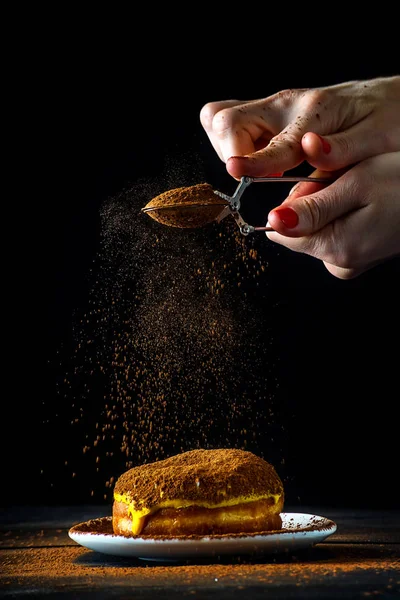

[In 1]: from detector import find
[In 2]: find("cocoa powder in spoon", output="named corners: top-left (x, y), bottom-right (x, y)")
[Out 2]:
top-left (142, 183), bottom-right (228, 228)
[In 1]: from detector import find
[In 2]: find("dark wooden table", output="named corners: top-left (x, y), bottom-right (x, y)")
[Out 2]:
top-left (1, 505), bottom-right (399, 599)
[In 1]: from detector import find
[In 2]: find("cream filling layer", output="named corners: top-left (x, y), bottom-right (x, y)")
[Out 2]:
top-left (114, 492), bottom-right (281, 535)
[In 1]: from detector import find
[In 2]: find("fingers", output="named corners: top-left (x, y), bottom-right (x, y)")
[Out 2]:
top-left (283, 168), bottom-right (346, 203)
top-left (226, 128), bottom-right (305, 178)
top-left (200, 96), bottom-right (308, 177)
top-left (200, 82), bottom-right (397, 180)
top-left (301, 112), bottom-right (396, 171)
top-left (200, 100), bottom-right (258, 162)
top-left (265, 152), bottom-right (400, 278)
top-left (267, 169), bottom-right (359, 237)
top-left (265, 168), bottom-right (362, 264)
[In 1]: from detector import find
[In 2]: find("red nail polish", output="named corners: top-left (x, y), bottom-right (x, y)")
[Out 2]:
top-left (273, 207), bottom-right (299, 228)
top-left (316, 134), bottom-right (331, 154)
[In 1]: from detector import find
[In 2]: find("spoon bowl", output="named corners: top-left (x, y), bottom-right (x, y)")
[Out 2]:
top-left (142, 183), bottom-right (228, 229)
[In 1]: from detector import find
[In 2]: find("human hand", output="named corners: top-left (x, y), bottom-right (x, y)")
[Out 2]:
top-left (200, 76), bottom-right (400, 278)
top-left (267, 152), bottom-right (400, 279)
top-left (200, 76), bottom-right (400, 178)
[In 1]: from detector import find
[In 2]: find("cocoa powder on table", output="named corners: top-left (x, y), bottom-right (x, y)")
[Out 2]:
top-left (2, 544), bottom-right (399, 589)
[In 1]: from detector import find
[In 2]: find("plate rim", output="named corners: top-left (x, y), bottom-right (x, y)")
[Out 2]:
top-left (69, 512), bottom-right (337, 545)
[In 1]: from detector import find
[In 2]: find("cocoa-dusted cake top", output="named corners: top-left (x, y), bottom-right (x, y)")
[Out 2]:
top-left (114, 448), bottom-right (283, 509)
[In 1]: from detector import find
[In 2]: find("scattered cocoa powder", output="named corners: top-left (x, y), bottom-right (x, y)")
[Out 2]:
top-left (46, 153), bottom-right (286, 503)
top-left (2, 543), bottom-right (399, 592)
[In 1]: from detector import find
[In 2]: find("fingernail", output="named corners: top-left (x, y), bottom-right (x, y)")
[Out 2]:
top-left (272, 207), bottom-right (299, 229)
top-left (316, 134), bottom-right (331, 154)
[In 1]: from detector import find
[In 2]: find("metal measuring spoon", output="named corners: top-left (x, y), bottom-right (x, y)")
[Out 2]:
top-left (142, 176), bottom-right (333, 234)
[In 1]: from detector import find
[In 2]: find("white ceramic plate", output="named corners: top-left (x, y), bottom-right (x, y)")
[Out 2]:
top-left (69, 513), bottom-right (337, 561)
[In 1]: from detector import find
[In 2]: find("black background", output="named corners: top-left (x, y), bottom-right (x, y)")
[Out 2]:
top-left (7, 20), bottom-right (399, 512)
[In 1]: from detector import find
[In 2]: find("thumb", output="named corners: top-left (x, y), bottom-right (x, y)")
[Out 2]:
top-left (301, 124), bottom-right (389, 171)
top-left (267, 169), bottom-right (362, 237)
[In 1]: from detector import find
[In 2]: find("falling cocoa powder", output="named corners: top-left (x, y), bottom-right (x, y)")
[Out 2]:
top-left (46, 154), bottom-right (286, 503)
